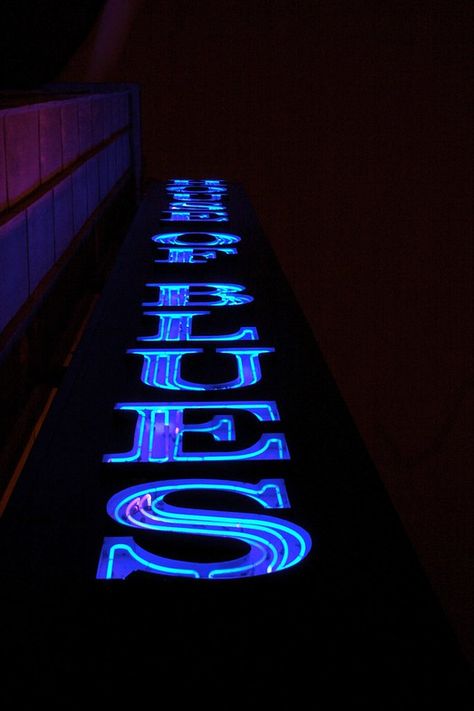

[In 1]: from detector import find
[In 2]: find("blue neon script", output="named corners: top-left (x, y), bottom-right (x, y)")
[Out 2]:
top-left (103, 401), bottom-right (290, 463)
top-left (96, 479), bottom-right (312, 580)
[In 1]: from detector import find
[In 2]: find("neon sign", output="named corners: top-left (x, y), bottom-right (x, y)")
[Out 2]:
top-left (153, 232), bottom-right (239, 263)
top-left (127, 347), bottom-right (274, 390)
top-left (143, 282), bottom-right (252, 307)
top-left (137, 310), bottom-right (259, 342)
top-left (98, 178), bottom-right (312, 581)
top-left (97, 479), bottom-right (312, 580)
top-left (151, 232), bottom-right (239, 247)
top-left (162, 179), bottom-right (229, 222)
top-left (155, 247), bottom-right (237, 264)
top-left (103, 401), bottom-right (290, 463)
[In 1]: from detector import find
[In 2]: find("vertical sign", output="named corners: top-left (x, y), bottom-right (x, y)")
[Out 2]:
top-left (96, 179), bottom-right (312, 579)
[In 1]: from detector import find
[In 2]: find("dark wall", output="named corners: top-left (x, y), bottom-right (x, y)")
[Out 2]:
top-left (0, 1), bottom-right (105, 88)
top-left (2, 0), bottom-right (472, 660)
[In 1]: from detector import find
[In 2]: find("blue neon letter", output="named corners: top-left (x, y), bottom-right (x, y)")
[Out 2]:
top-left (167, 191), bottom-right (226, 201)
top-left (96, 478), bottom-right (312, 580)
top-left (138, 311), bottom-right (258, 341)
top-left (155, 248), bottom-right (236, 263)
top-left (162, 181), bottom-right (228, 220)
top-left (128, 347), bottom-right (274, 390)
top-left (161, 211), bottom-right (228, 222)
top-left (152, 232), bottom-right (239, 247)
top-left (143, 283), bottom-right (252, 308)
top-left (167, 179), bottom-right (226, 188)
top-left (103, 401), bottom-right (290, 463)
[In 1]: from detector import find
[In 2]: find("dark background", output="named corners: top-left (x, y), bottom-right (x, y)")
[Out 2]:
top-left (0, 180), bottom-right (469, 707)
top-left (1, 0), bottom-right (472, 663)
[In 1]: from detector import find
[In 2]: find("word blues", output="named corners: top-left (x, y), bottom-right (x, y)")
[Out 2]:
top-left (98, 179), bottom-right (312, 581)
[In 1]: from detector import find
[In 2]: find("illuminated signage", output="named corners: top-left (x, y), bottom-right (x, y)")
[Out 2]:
top-left (97, 479), bottom-right (312, 580)
top-left (153, 234), bottom-right (239, 263)
top-left (102, 401), bottom-right (290, 463)
top-left (127, 347), bottom-right (274, 390)
top-left (142, 282), bottom-right (252, 307)
top-left (2, 175), bottom-right (464, 697)
top-left (161, 179), bottom-right (229, 221)
top-left (137, 311), bottom-right (259, 342)
top-left (97, 178), bottom-right (312, 580)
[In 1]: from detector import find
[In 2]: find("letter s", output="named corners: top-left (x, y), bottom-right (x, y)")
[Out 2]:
top-left (97, 479), bottom-right (312, 580)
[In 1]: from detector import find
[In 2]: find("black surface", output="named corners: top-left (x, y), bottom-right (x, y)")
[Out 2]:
top-left (0, 1), bottom-right (105, 88)
top-left (0, 182), bottom-right (470, 706)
